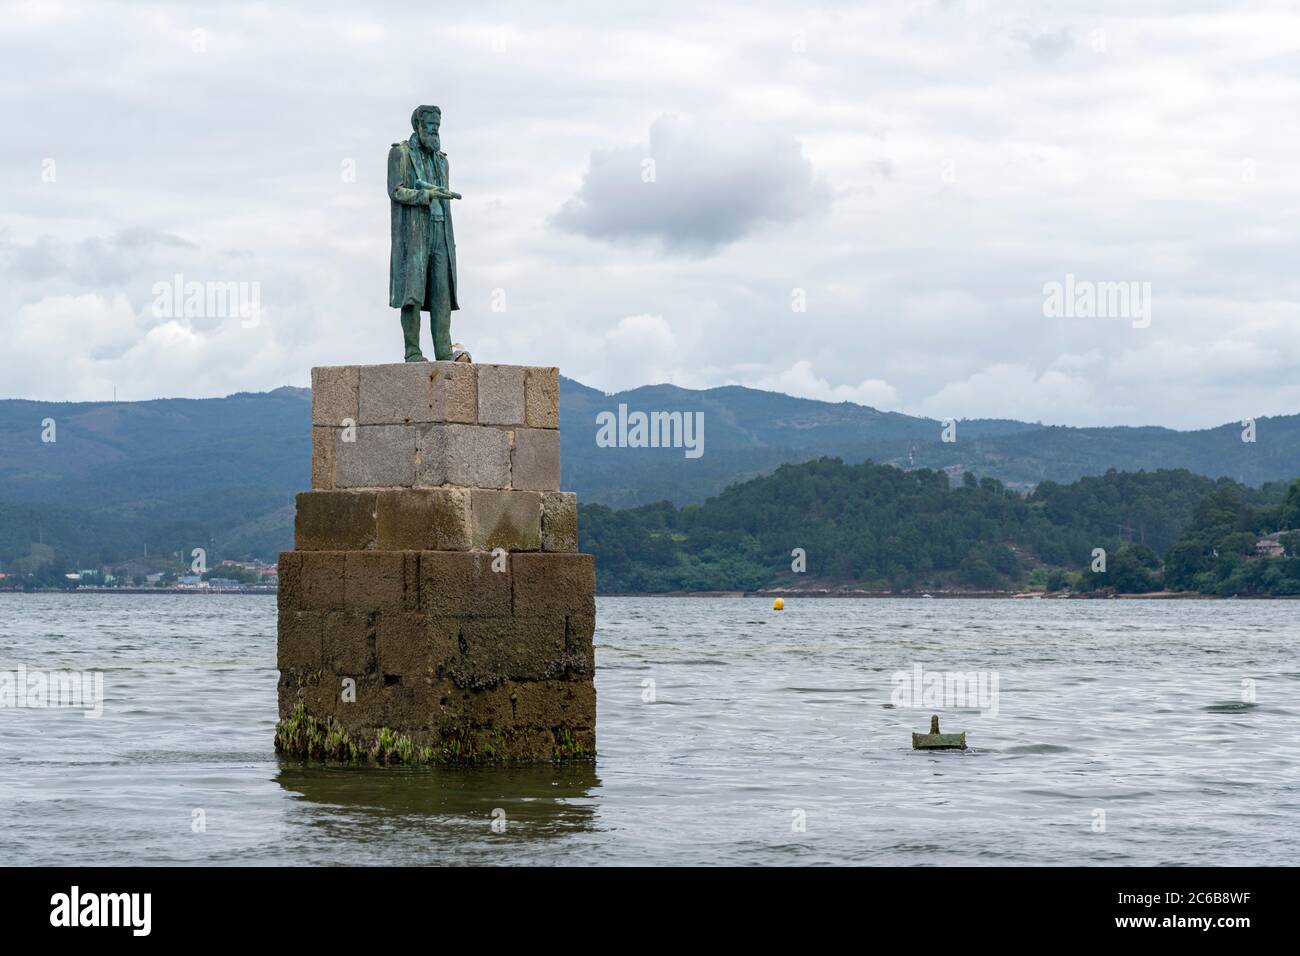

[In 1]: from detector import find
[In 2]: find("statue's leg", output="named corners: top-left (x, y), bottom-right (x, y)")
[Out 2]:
top-left (429, 224), bottom-right (453, 361)
top-left (400, 304), bottom-right (426, 362)
top-left (431, 294), bottom-right (452, 362)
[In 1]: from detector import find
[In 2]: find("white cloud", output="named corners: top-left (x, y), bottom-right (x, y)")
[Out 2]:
top-left (6, 292), bottom-right (297, 402)
top-left (748, 360), bottom-right (898, 408)
top-left (911, 361), bottom-right (1113, 425)
top-left (0, 1), bottom-right (1297, 430)
top-left (566, 313), bottom-right (689, 392)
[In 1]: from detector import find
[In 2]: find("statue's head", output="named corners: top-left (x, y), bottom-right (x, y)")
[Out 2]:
top-left (412, 105), bottom-right (441, 152)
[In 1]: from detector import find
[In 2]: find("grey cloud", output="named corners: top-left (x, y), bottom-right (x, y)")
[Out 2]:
top-left (1014, 27), bottom-right (1075, 63)
top-left (552, 115), bottom-right (831, 255)
top-left (867, 159), bottom-right (896, 179)
top-left (0, 228), bottom-right (197, 289)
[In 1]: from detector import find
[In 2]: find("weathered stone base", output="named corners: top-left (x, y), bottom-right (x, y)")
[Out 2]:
top-left (292, 488), bottom-right (577, 553)
top-left (282, 362), bottom-right (591, 765)
top-left (275, 550), bottom-right (596, 764)
top-left (273, 696), bottom-right (595, 764)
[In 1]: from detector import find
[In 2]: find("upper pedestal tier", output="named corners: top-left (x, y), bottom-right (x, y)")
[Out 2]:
top-left (310, 363), bottom-right (560, 492)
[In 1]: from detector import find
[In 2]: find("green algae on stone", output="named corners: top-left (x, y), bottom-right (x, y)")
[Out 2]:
top-left (274, 702), bottom-right (361, 762)
top-left (372, 726), bottom-right (416, 765)
top-left (274, 703), bottom-right (594, 766)
top-left (552, 727), bottom-right (591, 761)
top-left (911, 713), bottom-right (967, 751)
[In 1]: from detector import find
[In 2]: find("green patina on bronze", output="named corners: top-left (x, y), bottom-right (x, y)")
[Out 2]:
top-left (389, 105), bottom-right (462, 363)
top-left (911, 713), bottom-right (967, 750)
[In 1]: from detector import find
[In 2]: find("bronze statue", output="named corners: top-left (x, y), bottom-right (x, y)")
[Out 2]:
top-left (388, 105), bottom-right (470, 363)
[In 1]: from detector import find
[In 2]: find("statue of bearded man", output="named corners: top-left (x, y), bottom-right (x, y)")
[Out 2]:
top-left (387, 104), bottom-right (469, 363)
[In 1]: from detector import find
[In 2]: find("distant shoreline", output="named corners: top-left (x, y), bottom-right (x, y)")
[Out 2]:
top-left (5, 588), bottom-right (1295, 600)
top-left (2, 588), bottom-right (277, 596)
top-left (599, 589), bottom-right (1298, 600)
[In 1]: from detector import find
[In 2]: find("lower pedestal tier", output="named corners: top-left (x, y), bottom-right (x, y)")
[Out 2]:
top-left (274, 550), bottom-right (596, 763)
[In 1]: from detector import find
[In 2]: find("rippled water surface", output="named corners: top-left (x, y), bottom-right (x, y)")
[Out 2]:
top-left (1, 594), bottom-right (1296, 865)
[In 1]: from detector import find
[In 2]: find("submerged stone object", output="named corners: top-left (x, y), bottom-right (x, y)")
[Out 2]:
top-left (276, 362), bottom-right (595, 764)
top-left (911, 714), bottom-right (967, 750)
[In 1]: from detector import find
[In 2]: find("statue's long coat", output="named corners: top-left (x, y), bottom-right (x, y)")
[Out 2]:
top-left (388, 136), bottom-right (459, 311)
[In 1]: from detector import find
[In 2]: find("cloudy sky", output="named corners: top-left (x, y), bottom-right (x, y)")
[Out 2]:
top-left (3, 0), bottom-right (1298, 428)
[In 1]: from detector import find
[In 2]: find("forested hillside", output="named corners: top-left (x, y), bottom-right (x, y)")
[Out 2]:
top-left (579, 462), bottom-right (1299, 594)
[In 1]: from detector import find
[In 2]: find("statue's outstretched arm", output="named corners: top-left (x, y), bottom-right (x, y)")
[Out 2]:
top-left (413, 178), bottom-right (462, 201)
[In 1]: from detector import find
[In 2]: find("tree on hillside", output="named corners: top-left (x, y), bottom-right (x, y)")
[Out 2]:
top-left (1282, 478), bottom-right (1300, 530)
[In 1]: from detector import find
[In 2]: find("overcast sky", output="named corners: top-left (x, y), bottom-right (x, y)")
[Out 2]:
top-left (3, 0), bottom-right (1298, 428)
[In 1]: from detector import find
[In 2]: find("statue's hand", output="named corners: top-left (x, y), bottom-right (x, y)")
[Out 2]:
top-left (423, 188), bottom-right (461, 203)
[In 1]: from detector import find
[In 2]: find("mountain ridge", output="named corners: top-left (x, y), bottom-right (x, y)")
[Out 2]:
top-left (1, 377), bottom-right (1296, 567)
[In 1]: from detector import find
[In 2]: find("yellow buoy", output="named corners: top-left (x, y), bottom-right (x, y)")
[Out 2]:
top-left (773, 598), bottom-right (785, 610)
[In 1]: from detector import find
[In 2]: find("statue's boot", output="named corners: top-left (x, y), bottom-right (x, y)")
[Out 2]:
top-left (431, 304), bottom-right (453, 361)
top-left (401, 305), bottom-right (427, 362)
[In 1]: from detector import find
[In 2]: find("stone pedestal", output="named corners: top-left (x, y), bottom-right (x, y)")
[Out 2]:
top-left (275, 362), bottom-right (595, 764)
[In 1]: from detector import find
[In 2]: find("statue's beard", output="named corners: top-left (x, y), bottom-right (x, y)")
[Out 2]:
top-left (419, 131), bottom-right (440, 153)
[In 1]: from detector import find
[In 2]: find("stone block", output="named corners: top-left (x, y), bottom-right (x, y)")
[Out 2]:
top-left (300, 551), bottom-right (346, 611)
top-left (358, 363), bottom-right (433, 425)
top-left (430, 362), bottom-right (477, 423)
top-left (277, 551), bottom-right (303, 611)
top-left (541, 491), bottom-right (578, 552)
top-left (462, 724), bottom-right (591, 762)
top-left (380, 679), bottom-right (439, 732)
top-left (278, 671), bottom-right (331, 720)
top-left (512, 553), bottom-right (596, 618)
top-left (511, 428), bottom-right (560, 491)
top-left (415, 423), bottom-right (510, 489)
top-left (427, 680), bottom-right (511, 729)
top-left (411, 682), bottom-right (517, 731)
top-left (374, 610), bottom-right (434, 680)
top-left (322, 609), bottom-right (376, 674)
top-left (277, 608), bottom-right (323, 672)
top-left (419, 551), bottom-right (512, 618)
top-left (335, 424), bottom-right (416, 488)
top-left (313, 674), bottom-right (439, 737)
top-left (550, 610), bottom-right (596, 675)
top-left (344, 551), bottom-right (408, 612)
top-left (294, 490), bottom-right (377, 551)
top-left (434, 616), bottom-right (567, 687)
top-left (525, 367), bottom-right (560, 429)
top-left (312, 366), bottom-right (358, 426)
top-left (401, 551), bottom-right (421, 610)
top-left (332, 674), bottom-right (390, 732)
top-left (400, 679), bottom-right (471, 734)
top-left (509, 679), bottom-right (597, 729)
top-left (477, 364), bottom-right (526, 425)
top-left (311, 426), bottom-right (336, 490)
top-left (470, 489), bottom-right (541, 551)
top-left (433, 679), bottom-right (595, 732)
top-left (490, 613), bottom-right (595, 679)
top-left (375, 488), bottom-right (471, 551)
top-left (333, 682), bottom-right (380, 732)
